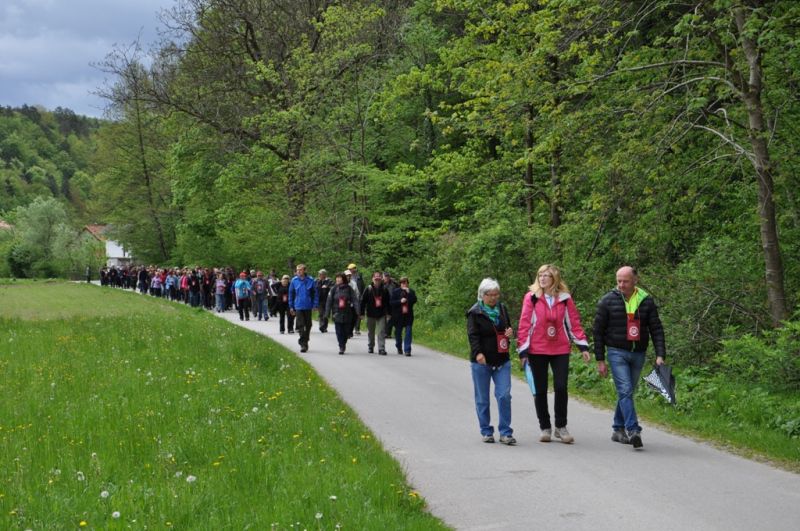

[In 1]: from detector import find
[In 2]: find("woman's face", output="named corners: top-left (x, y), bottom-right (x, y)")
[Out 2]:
top-left (538, 270), bottom-right (554, 291)
top-left (336, 276), bottom-right (344, 285)
top-left (481, 289), bottom-right (500, 307)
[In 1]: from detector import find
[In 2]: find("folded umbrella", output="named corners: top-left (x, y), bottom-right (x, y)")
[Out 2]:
top-left (524, 362), bottom-right (537, 397)
top-left (643, 364), bottom-right (676, 405)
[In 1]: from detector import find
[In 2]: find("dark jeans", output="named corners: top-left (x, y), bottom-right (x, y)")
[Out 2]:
top-left (278, 309), bottom-right (294, 333)
top-left (238, 299), bottom-right (251, 321)
top-left (527, 353), bottom-right (570, 430)
top-left (334, 322), bottom-right (349, 351)
top-left (255, 296), bottom-right (268, 320)
top-left (295, 309), bottom-right (312, 347)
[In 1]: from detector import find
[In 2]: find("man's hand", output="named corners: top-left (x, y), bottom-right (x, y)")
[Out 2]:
top-left (476, 353), bottom-right (486, 365)
top-left (656, 356), bottom-right (665, 366)
top-left (597, 360), bottom-right (608, 378)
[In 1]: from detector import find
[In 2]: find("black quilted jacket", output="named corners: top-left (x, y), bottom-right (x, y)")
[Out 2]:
top-left (592, 289), bottom-right (666, 361)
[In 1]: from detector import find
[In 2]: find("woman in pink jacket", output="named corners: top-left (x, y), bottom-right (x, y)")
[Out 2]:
top-left (517, 264), bottom-right (591, 444)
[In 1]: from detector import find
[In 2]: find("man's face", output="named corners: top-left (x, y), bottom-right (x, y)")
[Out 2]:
top-left (372, 274), bottom-right (382, 285)
top-left (616, 270), bottom-right (637, 297)
top-left (297, 266), bottom-right (306, 276)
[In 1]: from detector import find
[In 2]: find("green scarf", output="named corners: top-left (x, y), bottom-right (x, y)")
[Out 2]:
top-left (479, 302), bottom-right (500, 324)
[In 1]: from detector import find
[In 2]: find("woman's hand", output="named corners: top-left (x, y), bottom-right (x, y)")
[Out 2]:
top-left (581, 351), bottom-right (591, 363)
top-left (504, 327), bottom-right (513, 338)
top-left (476, 353), bottom-right (486, 365)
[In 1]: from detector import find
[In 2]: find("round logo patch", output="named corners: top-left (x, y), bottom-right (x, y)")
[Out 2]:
top-left (547, 326), bottom-right (557, 337)
top-left (499, 337), bottom-right (509, 350)
top-left (629, 326), bottom-right (639, 337)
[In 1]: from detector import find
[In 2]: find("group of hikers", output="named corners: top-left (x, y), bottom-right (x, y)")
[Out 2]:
top-left (97, 260), bottom-right (665, 451)
top-left (97, 262), bottom-right (418, 357)
top-left (467, 264), bottom-right (666, 450)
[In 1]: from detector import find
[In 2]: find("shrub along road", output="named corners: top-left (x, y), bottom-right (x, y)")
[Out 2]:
top-left (218, 311), bottom-right (799, 531)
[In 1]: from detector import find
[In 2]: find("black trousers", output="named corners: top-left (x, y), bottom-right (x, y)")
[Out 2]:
top-left (238, 299), bottom-right (251, 321)
top-left (527, 353), bottom-right (570, 430)
top-left (295, 309), bottom-right (312, 347)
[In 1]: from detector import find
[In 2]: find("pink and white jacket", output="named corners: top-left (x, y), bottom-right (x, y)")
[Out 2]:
top-left (516, 291), bottom-right (589, 356)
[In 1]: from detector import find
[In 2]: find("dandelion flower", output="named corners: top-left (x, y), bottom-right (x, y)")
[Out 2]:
top-left (112, 511), bottom-right (121, 519)
top-left (79, 521), bottom-right (87, 527)
top-left (329, 495), bottom-right (337, 501)
top-left (252, 407), bottom-right (259, 413)
top-left (100, 490), bottom-right (110, 499)
top-left (175, 471), bottom-right (183, 478)
top-left (315, 512), bottom-right (323, 520)
top-left (76, 471), bottom-right (85, 481)
top-left (186, 475), bottom-right (197, 483)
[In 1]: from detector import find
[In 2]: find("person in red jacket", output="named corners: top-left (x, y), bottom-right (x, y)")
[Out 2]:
top-left (517, 264), bottom-right (591, 444)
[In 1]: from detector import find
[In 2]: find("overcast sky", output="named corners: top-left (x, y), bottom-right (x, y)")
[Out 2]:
top-left (0, 0), bottom-right (175, 118)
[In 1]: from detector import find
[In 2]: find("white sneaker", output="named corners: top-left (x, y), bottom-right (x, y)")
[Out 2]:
top-left (554, 426), bottom-right (574, 444)
top-left (539, 429), bottom-right (552, 442)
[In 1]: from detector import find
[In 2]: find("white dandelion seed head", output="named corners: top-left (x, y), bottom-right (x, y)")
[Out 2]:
top-left (175, 471), bottom-right (183, 478)
top-left (252, 407), bottom-right (259, 413)
top-left (186, 475), bottom-right (197, 483)
top-left (76, 471), bottom-right (85, 481)
top-left (112, 511), bottom-right (121, 519)
top-left (329, 495), bottom-right (337, 500)
top-left (100, 490), bottom-right (110, 499)
top-left (315, 512), bottom-right (323, 520)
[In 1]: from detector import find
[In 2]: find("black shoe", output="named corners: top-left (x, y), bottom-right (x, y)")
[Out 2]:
top-left (280, 330), bottom-right (285, 334)
top-left (628, 432), bottom-right (643, 449)
top-left (300, 346), bottom-right (308, 353)
top-left (378, 350), bottom-right (387, 356)
top-left (397, 348), bottom-right (403, 355)
top-left (405, 352), bottom-right (411, 357)
top-left (368, 348), bottom-right (374, 354)
top-left (338, 350), bottom-right (344, 355)
top-left (611, 430), bottom-right (630, 444)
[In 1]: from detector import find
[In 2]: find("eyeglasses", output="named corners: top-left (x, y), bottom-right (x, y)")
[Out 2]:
top-left (538, 273), bottom-right (553, 278)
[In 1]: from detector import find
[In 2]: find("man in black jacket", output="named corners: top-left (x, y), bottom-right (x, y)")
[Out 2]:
top-left (361, 271), bottom-right (390, 355)
top-left (593, 266), bottom-right (666, 449)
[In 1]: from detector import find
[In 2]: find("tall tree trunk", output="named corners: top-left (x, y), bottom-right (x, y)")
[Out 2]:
top-left (132, 97), bottom-right (169, 262)
top-left (524, 104), bottom-right (534, 226)
top-left (735, 7), bottom-right (788, 325)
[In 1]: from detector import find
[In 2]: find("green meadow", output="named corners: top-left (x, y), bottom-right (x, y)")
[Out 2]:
top-left (0, 283), bottom-right (448, 530)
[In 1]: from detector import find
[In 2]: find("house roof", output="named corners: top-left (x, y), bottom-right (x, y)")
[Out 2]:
top-left (84, 224), bottom-right (108, 241)
top-left (0, 220), bottom-right (12, 230)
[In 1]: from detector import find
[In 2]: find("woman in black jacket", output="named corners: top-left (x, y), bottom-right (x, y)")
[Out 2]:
top-left (274, 275), bottom-right (294, 334)
top-left (325, 273), bottom-right (357, 355)
top-left (466, 278), bottom-right (516, 445)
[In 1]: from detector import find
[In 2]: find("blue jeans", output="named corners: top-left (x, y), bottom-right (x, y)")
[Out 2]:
top-left (607, 347), bottom-right (646, 433)
top-left (255, 297), bottom-right (268, 319)
top-left (470, 361), bottom-right (512, 437)
top-left (215, 293), bottom-right (225, 312)
top-left (395, 324), bottom-right (413, 353)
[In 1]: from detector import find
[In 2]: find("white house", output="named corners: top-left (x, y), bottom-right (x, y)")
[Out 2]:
top-left (84, 225), bottom-right (133, 267)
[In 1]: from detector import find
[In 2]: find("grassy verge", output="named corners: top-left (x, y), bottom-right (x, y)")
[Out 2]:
top-left (413, 308), bottom-right (800, 471)
top-left (0, 283), bottom-right (448, 529)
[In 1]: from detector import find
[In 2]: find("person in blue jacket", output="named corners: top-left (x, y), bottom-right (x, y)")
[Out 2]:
top-left (289, 263), bottom-right (319, 353)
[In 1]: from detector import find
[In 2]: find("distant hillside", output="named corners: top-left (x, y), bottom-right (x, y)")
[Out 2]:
top-left (0, 105), bottom-right (103, 216)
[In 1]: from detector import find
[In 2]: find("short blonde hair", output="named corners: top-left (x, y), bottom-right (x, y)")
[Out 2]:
top-left (529, 264), bottom-right (570, 296)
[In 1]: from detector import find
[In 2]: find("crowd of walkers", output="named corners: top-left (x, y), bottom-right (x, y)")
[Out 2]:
top-left (99, 261), bottom-right (666, 451)
top-left (97, 262), bottom-right (418, 357)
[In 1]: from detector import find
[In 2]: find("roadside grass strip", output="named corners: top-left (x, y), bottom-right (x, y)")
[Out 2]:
top-left (0, 283), bottom-right (447, 529)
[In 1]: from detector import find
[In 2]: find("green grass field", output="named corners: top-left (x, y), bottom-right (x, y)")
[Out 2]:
top-left (0, 283), bottom-right (448, 529)
top-left (413, 309), bottom-right (800, 471)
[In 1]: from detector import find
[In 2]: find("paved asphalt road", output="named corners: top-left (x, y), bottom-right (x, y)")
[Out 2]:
top-left (215, 309), bottom-right (799, 531)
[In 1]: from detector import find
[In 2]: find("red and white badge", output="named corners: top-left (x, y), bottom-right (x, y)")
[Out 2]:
top-left (546, 324), bottom-right (558, 341)
top-left (374, 296), bottom-right (382, 308)
top-left (282, 294), bottom-right (288, 303)
top-left (338, 296), bottom-right (347, 309)
top-left (401, 303), bottom-right (409, 315)
top-left (496, 332), bottom-right (509, 354)
top-left (627, 315), bottom-right (641, 340)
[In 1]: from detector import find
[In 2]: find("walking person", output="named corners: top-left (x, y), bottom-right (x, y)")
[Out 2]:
top-left (214, 271), bottom-right (227, 313)
top-left (315, 269), bottom-right (333, 333)
top-left (275, 275), bottom-right (294, 333)
top-left (467, 278), bottom-right (516, 445)
top-left (344, 270), bottom-right (361, 338)
top-left (234, 272), bottom-right (252, 321)
top-left (593, 266), bottom-right (666, 449)
top-left (325, 272), bottom-right (357, 354)
top-left (289, 264), bottom-right (318, 353)
top-left (361, 271), bottom-right (390, 355)
top-left (252, 271), bottom-right (270, 321)
top-left (390, 276), bottom-right (417, 356)
top-left (347, 263), bottom-right (365, 335)
top-left (383, 271), bottom-right (398, 339)
top-left (516, 264), bottom-right (591, 444)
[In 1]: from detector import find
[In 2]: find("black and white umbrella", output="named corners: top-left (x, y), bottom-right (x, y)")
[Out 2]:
top-left (643, 364), bottom-right (676, 405)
